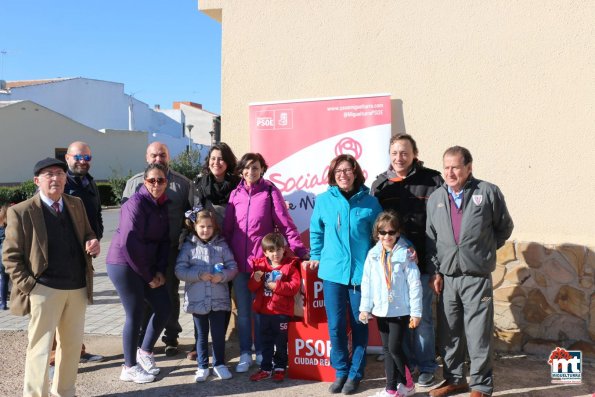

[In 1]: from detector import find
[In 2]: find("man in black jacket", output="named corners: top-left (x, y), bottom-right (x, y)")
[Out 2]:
top-left (65, 142), bottom-right (103, 240)
top-left (371, 134), bottom-right (443, 387)
top-left (52, 141), bottom-right (104, 365)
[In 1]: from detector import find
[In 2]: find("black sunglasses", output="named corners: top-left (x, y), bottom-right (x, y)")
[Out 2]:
top-left (145, 177), bottom-right (167, 185)
top-left (378, 230), bottom-right (398, 236)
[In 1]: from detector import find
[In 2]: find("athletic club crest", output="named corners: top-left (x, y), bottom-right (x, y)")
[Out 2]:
top-left (472, 195), bottom-right (483, 206)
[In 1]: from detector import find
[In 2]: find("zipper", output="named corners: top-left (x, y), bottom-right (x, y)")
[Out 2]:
top-left (244, 188), bottom-right (251, 273)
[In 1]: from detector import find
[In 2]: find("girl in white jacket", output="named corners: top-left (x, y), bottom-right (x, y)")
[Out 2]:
top-left (175, 207), bottom-right (238, 383)
top-left (359, 210), bottom-right (422, 397)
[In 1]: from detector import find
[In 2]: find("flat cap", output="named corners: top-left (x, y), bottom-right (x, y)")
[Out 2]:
top-left (33, 157), bottom-right (68, 176)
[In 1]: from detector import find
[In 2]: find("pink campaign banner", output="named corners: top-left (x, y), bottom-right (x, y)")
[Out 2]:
top-left (249, 94), bottom-right (391, 240)
top-left (250, 95), bottom-right (392, 379)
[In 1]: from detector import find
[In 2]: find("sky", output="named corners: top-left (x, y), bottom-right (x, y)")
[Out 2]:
top-left (1, 0), bottom-right (222, 113)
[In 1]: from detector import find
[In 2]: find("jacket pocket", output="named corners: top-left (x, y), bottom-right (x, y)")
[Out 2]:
top-left (10, 287), bottom-right (30, 316)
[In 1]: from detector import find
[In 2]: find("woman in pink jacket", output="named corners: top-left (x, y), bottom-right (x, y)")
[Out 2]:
top-left (223, 152), bottom-right (309, 373)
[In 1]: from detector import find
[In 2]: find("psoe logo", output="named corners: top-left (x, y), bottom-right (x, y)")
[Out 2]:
top-left (548, 347), bottom-right (582, 384)
top-left (275, 109), bottom-right (293, 129)
top-left (255, 111), bottom-right (275, 129)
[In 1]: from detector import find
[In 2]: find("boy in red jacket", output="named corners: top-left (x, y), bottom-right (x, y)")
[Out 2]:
top-left (248, 232), bottom-right (301, 382)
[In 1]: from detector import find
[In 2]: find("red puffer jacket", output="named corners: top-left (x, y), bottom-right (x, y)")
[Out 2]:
top-left (248, 256), bottom-right (301, 316)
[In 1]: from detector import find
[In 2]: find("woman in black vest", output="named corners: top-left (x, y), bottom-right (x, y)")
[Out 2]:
top-left (186, 142), bottom-right (240, 360)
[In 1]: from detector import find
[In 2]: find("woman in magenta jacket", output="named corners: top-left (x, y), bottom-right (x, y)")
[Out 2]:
top-left (223, 152), bottom-right (308, 373)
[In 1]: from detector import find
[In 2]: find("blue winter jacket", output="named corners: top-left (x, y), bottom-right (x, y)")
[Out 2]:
top-left (310, 185), bottom-right (382, 286)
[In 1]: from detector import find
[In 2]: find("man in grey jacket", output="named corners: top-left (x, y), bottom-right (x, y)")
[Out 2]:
top-left (122, 142), bottom-right (192, 356)
top-left (426, 146), bottom-right (513, 397)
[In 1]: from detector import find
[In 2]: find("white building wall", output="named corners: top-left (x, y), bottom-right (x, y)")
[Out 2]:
top-left (1, 78), bottom-right (216, 163)
top-left (0, 78), bottom-right (188, 155)
top-left (0, 101), bottom-right (147, 183)
top-left (180, 103), bottom-right (216, 146)
top-left (1, 79), bottom-right (129, 130)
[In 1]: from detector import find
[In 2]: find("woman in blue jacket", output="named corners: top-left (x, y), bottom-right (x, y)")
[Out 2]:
top-left (308, 154), bottom-right (382, 395)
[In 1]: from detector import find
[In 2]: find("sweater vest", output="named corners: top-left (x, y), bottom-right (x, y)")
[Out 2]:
top-left (37, 204), bottom-right (86, 289)
top-left (448, 194), bottom-right (463, 245)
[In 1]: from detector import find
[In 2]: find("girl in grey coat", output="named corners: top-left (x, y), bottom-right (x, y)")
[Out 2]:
top-left (175, 207), bottom-right (238, 382)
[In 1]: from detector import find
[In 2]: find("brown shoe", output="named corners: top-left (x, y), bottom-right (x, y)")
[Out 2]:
top-left (470, 391), bottom-right (491, 397)
top-left (187, 350), bottom-right (197, 361)
top-left (428, 378), bottom-right (469, 397)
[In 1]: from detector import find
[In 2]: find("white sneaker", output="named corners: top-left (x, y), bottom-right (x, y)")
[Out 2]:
top-left (136, 349), bottom-right (160, 375)
top-left (255, 353), bottom-right (263, 366)
top-left (397, 382), bottom-right (415, 397)
top-left (195, 367), bottom-right (210, 382)
top-left (213, 365), bottom-right (232, 380)
top-left (235, 352), bottom-right (253, 373)
top-left (369, 389), bottom-right (399, 397)
top-left (120, 364), bottom-right (155, 383)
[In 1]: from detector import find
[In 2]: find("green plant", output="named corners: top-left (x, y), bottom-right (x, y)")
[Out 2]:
top-left (108, 170), bottom-right (133, 205)
top-left (19, 180), bottom-right (38, 200)
top-left (96, 182), bottom-right (116, 206)
top-left (0, 180), bottom-right (37, 205)
top-left (170, 148), bottom-right (202, 180)
top-left (0, 186), bottom-right (23, 205)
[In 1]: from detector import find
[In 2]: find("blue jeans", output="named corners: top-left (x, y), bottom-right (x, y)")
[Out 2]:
top-left (233, 272), bottom-right (261, 355)
top-left (403, 273), bottom-right (437, 373)
top-left (194, 311), bottom-right (227, 369)
top-left (107, 264), bottom-right (171, 367)
top-left (323, 280), bottom-right (368, 381)
top-left (0, 257), bottom-right (8, 308)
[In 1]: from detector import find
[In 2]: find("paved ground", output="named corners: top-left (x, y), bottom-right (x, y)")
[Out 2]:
top-left (0, 209), bottom-right (593, 396)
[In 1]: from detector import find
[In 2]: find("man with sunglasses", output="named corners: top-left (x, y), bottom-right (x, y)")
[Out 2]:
top-left (65, 142), bottom-right (103, 243)
top-left (122, 142), bottom-right (192, 356)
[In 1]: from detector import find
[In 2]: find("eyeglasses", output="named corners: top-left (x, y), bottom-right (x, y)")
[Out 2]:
top-left (72, 154), bottom-right (92, 162)
top-left (334, 168), bottom-right (354, 176)
top-left (378, 230), bottom-right (398, 236)
top-left (145, 177), bottom-right (167, 185)
top-left (39, 171), bottom-right (66, 179)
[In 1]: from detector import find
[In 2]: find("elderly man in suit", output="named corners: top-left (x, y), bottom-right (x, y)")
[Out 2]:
top-left (2, 158), bottom-right (100, 397)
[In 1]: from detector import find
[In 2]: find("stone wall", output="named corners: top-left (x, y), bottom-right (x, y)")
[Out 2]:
top-left (493, 241), bottom-right (595, 358)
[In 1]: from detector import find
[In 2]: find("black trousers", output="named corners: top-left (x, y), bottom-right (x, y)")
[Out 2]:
top-left (377, 315), bottom-right (410, 390)
top-left (259, 313), bottom-right (289, 371)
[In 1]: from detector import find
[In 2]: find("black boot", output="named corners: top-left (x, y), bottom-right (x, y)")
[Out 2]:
top-left (329, 377), bottom-right (347, 394)
top-left (341, 378), bottom-right (361, 395)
